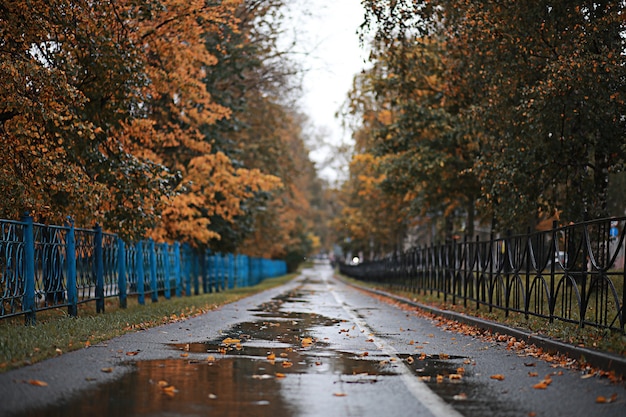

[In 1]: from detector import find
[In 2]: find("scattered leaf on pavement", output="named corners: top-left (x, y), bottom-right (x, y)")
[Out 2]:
top-left (27, 379), bottom-right (48, 387)
top-left (490, 374), bottom-right (505, 381)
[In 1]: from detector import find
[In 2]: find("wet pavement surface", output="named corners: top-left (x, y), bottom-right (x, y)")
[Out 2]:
top-left (1, 262), bottom-right (625, 416)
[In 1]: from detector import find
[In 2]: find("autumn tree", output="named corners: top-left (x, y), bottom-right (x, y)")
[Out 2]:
top-left (358, 0), bottom-right (626, 236)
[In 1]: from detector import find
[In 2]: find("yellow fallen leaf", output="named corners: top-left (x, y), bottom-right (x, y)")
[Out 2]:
top-left (222, 338), bottom-right (241, 345)
top-left (453, 393), bottom-right (468, 401)
top-left (101, 367), bottom-right (113, 373)
top-left (28, 379), bottom-right (48, 387)
top-left (267, 352), bottom-right (276, 361)
top-left (490, 374), bottom-right (505, 381)
top-left (207, 355), bottom-right (215, 362)
top-left (301, 337), bottom-right (314, 347)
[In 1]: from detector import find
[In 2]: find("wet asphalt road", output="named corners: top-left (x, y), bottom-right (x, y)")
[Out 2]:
top-left (0, 262), bottom-right (624, 416)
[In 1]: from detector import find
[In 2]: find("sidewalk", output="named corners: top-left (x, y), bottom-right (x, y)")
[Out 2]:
top-left (340, 277), bottom-right (626, 379)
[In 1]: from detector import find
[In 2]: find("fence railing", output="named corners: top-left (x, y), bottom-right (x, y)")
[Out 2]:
top-left (340, 217), bottom-right (626, 333)
top-left (0, 214), bottom-right (287, 324)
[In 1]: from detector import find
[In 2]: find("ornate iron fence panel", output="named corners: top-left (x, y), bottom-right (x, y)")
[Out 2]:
top-left (341, 217), bottom-right (626, 333)
top-left (0, 216), bottom-right (287, 322)
top-left (0, 220), bottom-right (26, 318)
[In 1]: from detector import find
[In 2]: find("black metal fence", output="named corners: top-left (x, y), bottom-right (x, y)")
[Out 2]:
top-left (340, 217), bottom-right (626, 333)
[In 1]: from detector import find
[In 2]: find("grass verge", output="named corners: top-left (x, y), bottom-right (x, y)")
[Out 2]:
top-left (0, 273), bottom-right (297, 373)
top-left (339, 275), bottom-right (626, 357)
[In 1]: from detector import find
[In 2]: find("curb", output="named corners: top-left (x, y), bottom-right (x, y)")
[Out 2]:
top-left (339, 277), bottom-right (626, 378)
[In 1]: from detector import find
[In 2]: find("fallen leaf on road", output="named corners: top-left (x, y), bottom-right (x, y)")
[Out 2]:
top-left (528, 372), bottom-right (539, 377)
top-left (207, 355), bottom-right (215, 362)
top-left (180, 353), bottom-right (189, 358)
top-left (333, 392), bottom-right (347, 397)
top-left (267, 352), bottom-right (276, 361)
top-left (453, 393), bottom-right (467, 401)
top-left (275, 373), bottom-right (286, 378)
top-left (449, 374), bottom-right (463, 381)
top-left (101, 367), bottom-right (113, 373)
top-left (301, 337), bottom-right (314, 347)
top-left (282, 361), bottom-right (293, 368)
top-left (596, 393), bottom-right (617, 404)
top-left (222, 338), bottom-right (241, 345)
top-left (407, 356), bottom-right (414, 364)
top-left (161, 385), bottom-right (178, 397)
top-left (126, 351), bottom-right (139, 356)
top-left (27, 379), bottom-right (48, 387)
top-left (490, 374), bottom-right (505, 381)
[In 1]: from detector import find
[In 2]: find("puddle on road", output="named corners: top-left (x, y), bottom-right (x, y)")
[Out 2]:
top-left (17, 287), bottom-right (400, 417)
top-left (15, 281), bottom-right (520, 417)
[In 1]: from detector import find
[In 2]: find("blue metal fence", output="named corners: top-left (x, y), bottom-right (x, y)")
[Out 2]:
top-left (0, 214), bottom-right (287, 324)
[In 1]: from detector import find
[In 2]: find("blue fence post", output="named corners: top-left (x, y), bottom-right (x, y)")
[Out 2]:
top-left (163, 243), bottom-right (171, 300)
top-left (202, 250), bottom-right (209, 294)
top-left (193, 250), bottom-right (200, 295)
top-left (22, 213), bottom-right (36, 325)
top-left (117, 239), bottom-right (127, 308)
top-left (183, 244), bottom-right (191, 296)
top-left (66, 218), bottom-right (77, 316)
top-left (94, 224), bottom-right (105, 313)
top-left (228, 253), bottom-right (234, 289)
top-left (136, 241), bottom-right (145, 305)
top-left (174, 242), bottom-right (182, 297)
top-left (149, 238), bottom-right (158, 302)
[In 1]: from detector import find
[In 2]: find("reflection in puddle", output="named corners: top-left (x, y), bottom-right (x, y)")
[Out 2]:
top-left (17, 287), bottom-right (399, 417)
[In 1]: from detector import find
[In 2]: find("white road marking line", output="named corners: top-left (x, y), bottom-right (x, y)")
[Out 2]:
top-left (327, 280), bottom-right (465, 417)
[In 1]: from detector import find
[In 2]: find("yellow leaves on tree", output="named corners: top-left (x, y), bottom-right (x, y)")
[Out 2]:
top-left (152, 151), bottom-right (281, 246)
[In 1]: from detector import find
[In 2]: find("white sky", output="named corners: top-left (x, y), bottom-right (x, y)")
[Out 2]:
top-left (286, 0), bottom-right (369, 184)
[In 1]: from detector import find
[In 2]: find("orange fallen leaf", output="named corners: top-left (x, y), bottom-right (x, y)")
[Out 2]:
top-left (528, 372), bottom-right (539, 377)
top-left (180, 353), bottom-right (189, 358)
top-left (533, 381), bottom-right (549, 389)
top-left (282, 361), bottom-right (293, 368)
top-left (596, 393), bottom-right (617, 404)
top-left (207, 355), bottom-right (215, 362)
top-left (126, 351), bottom-right (139, 356)
top-left (267, 352), bottom-right (276, 361)
top-left (28, 379), bottom-right (48, 387)
top-left (222, 338), bottom-right (241, 345)
top-left (449, 374), bottom-right (463, 380)
top-left (275, 373), bottom-right (286, 378)
top-left (101, 367), bottom-right (113, 373)
top-left (157, 380), bottom-right (169, 387)
top-left (490, 374), bottom-right (505, 381)
top-left (333, 392), bottom-right (347, 397)
top-left (301, 337), bottom-right (314, 347)
top-left (161, 385), bottom-right (178, 397)
top-left (436, 374), bottom-right (444, 383)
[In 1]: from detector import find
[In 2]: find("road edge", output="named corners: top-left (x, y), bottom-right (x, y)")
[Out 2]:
top-left (336, 276), bottom-right (626, 378)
